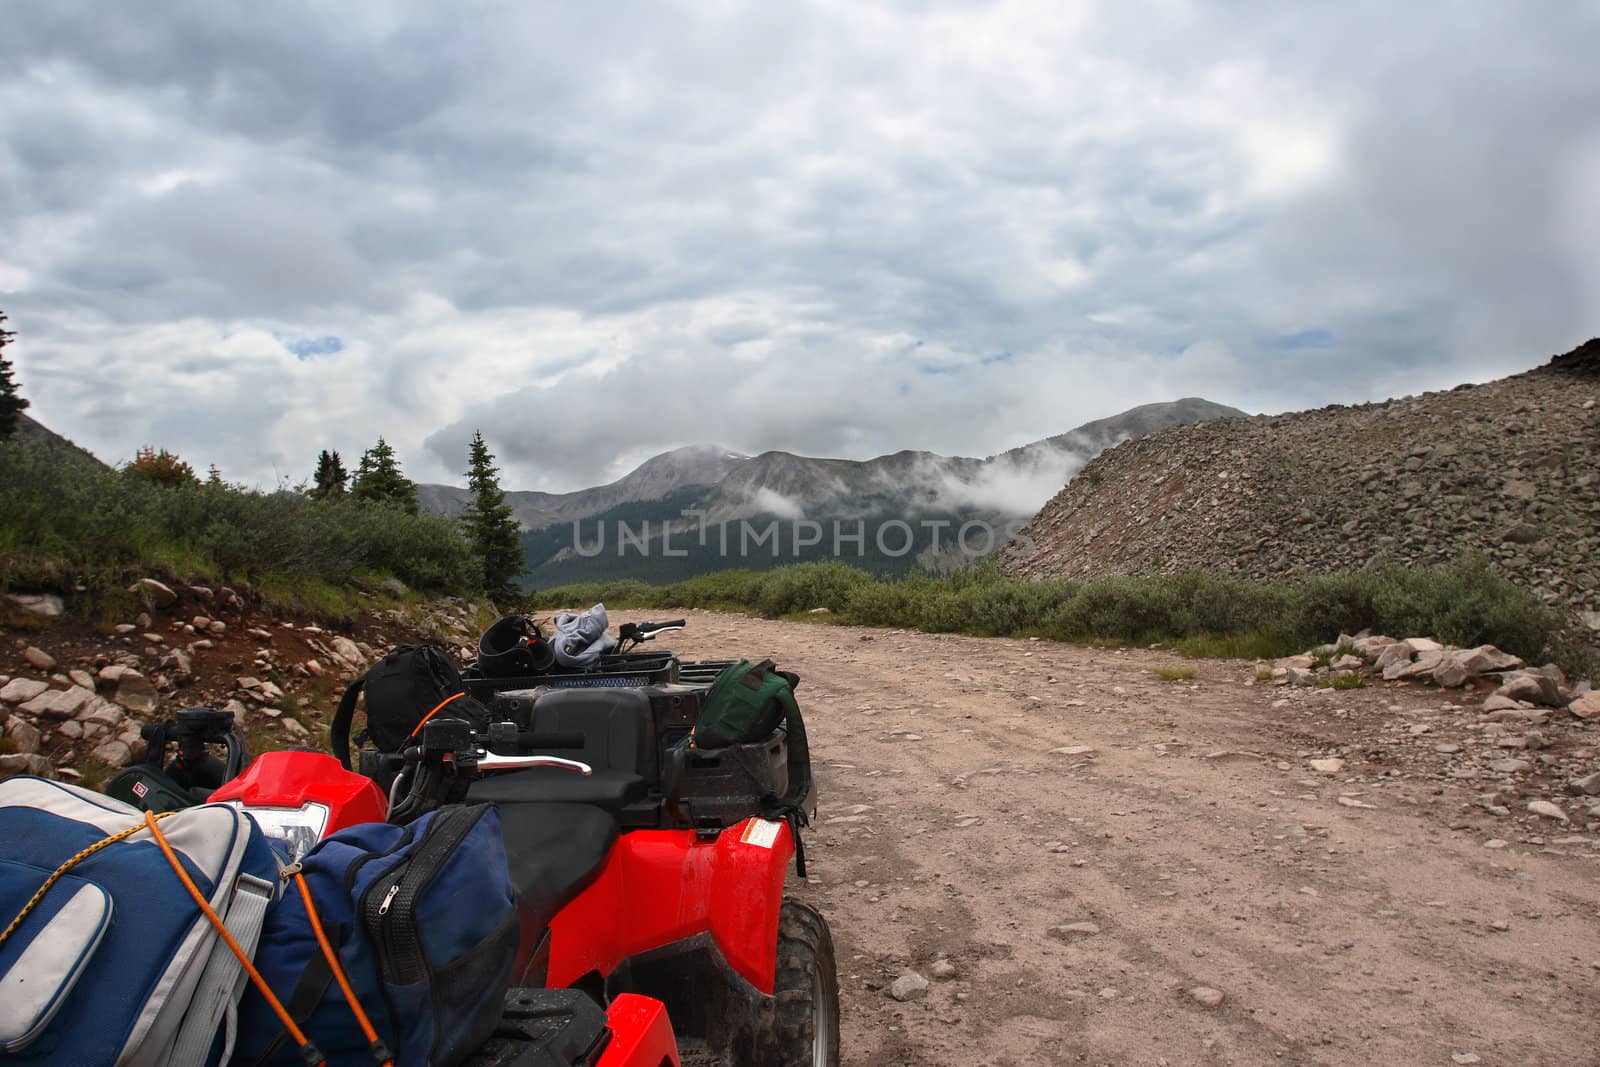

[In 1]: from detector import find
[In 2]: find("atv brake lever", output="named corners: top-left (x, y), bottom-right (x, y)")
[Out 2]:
top-left (474, 753), bottom-right (593, 776)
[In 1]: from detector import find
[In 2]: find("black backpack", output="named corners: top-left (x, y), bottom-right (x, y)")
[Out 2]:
top-left (331, 645), bottom-right (491, 783)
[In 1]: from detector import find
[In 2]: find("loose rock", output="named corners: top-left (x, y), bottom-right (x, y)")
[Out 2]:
top-left (0, 678), bottom-right (50, 704)
top-left (1528, 800), bottom-right (1569, 822)
top-left (113, 672), bottom-right (160, 715)
top-left (1049, 922), bottom-right (1101, 940)
top-left (129, 578), bottom-right (178, 608)
top-left (889, 972), bottom-right (929, 1002)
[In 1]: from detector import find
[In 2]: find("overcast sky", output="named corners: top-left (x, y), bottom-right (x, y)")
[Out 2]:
top-left (3, 2), bottom-right (1597, 492)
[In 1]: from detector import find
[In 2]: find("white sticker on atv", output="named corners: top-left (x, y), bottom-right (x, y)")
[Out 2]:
top-left (740, 818), bottom-right (783, 849)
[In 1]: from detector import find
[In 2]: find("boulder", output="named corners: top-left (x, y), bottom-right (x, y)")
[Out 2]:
top-left (0, 753), bottom-right (53, 780)
top-left (113, 672), bottom-right (160, 715)
top-left (1569, 692), bottom-right (1600, 720)
top-left (161, 650), bottom-right (194, 678)
top-left (90, 740), bottom-right (132, 768)
top-left (128, 578), bottom-right (178, 609)
top-left (67, 668), bottom-right (95, 690)
top-left (1352, 635), bottom-right (1398, 660)
top-left (23, 647), bottom-right (56, 671)
top-left (328, 637), bottom-right (364, 671)
top-left (1404, 637), bottom-right (1444, 653)
top-left (5, 718), bottom-right (42, 755)
top-left (190, 615), bottom-right (211, 630)
top-left (1432, 659), bottom-right (1470, 689)
top-left (1390, 650), bottom-right (1446, 681)
top-left (1331, 654), bottom-right (1363, 671)
top-left (0, 678), bottom-right (50, 704)
top-left (1495, 671), bottom-right (1564, 708)
top-left (20, 686), bottom-right (94, 721)
top-left (1453, 645), bottom-right (1524, 676)
top-left (80, 699), bottom-right (125, 728)
top-left (1374, 644), bottom-right (1414, 674)
top-left (4, 593), bottom-right (64, 618)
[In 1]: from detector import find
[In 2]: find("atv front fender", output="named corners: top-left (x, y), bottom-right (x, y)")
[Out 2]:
top-left (548, 817), bottom-right (795, 994)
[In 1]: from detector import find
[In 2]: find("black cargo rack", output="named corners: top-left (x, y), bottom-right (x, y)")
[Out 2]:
top-left (677, 659), bottom-right (736, 684)
top-left (462, 651), bottom-right (680, 695)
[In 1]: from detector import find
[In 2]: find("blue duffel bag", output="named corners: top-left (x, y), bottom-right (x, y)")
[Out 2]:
top-left (233, 803), bottom-right (518, 1067)
top-left (0, 777), bottom-right (281, 1065)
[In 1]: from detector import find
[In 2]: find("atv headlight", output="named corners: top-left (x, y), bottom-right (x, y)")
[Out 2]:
top-left (228, 802), bottom-right (331, 862)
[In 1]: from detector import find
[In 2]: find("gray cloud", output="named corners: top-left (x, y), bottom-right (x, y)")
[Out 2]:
top-left (1, 1), bottom-right (1596, 491)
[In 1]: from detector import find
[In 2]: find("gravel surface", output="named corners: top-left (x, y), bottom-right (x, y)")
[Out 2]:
top-left (667, 611), bottom-right (1600, 1067)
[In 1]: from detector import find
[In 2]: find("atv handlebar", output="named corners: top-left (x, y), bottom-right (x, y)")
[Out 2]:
top-left (617, 618), bottom-right (686, 652)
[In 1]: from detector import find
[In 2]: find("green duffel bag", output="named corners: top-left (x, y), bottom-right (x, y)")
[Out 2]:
top-left (691, 658), bottom-right (813, 825)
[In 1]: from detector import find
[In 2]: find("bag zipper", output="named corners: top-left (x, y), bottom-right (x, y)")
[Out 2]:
top-left (343, 824), bottom-right (416, 894)
top-left (362, 806), bottom-right (485, 985)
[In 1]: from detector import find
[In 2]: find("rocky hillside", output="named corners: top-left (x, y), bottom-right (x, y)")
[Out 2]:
top-left (1008, 339), bottom-right (1600, 649)
top-left (0, 580), bottom-right (496, 785)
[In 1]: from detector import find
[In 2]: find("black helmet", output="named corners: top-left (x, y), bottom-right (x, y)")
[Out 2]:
top-left (476, 615), bottom-right (555, 677)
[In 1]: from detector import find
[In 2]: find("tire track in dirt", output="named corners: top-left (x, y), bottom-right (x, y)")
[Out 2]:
top-left (667, 613), bottom-right (1600, 1066)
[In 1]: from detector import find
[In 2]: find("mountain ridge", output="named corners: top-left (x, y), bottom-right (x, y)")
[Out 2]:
top-left (420, 398), bottom-right (1246, 534)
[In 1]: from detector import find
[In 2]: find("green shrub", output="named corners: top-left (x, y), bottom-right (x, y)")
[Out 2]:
top-left (0, 438), bottom-right (477, 612)
top-left (537, 555), bottom-right (1573, 668)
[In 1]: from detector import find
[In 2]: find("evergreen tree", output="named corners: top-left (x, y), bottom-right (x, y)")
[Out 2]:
top-left (460, 431), bottom-right (525, 595)
top-left (311, 449), bottom-right (349, 500)
top-left (0, 311), bottom-right (29, 440)
top-left (350, 437), bottom-right (418, 514)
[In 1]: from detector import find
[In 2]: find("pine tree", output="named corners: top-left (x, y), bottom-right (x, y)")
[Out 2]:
top-left (311, 449), bottom-right (349, 500)
top-left (350, 437), bottom-right (418, 514)
top-left (0, 311), bottom-right (29, 440)
top-left (460, 430), bottom-right (525, 595)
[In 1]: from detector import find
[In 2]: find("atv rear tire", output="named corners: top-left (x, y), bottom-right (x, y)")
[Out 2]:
top-left (771, 899), bottom-right (840, 1067)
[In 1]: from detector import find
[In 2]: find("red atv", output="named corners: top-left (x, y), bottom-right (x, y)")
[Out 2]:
top-left (201, 620), bottom-right (839, 1067)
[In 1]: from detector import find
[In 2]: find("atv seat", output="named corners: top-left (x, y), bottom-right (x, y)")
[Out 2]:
top-left (492, 802), bottom-right (617, 934)
top-left (467, 767), bottom-right (647, 813)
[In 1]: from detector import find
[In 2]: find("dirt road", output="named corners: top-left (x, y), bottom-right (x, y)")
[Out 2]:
top-left (667, 611), bottom-right (1600, 1067)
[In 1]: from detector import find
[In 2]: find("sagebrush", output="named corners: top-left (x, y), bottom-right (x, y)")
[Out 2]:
top-left (539, 557), bottom-right (1577, 668)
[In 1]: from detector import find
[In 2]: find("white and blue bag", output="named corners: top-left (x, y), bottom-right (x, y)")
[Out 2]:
top-left (0, 776), bottom-right (281, 1065)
